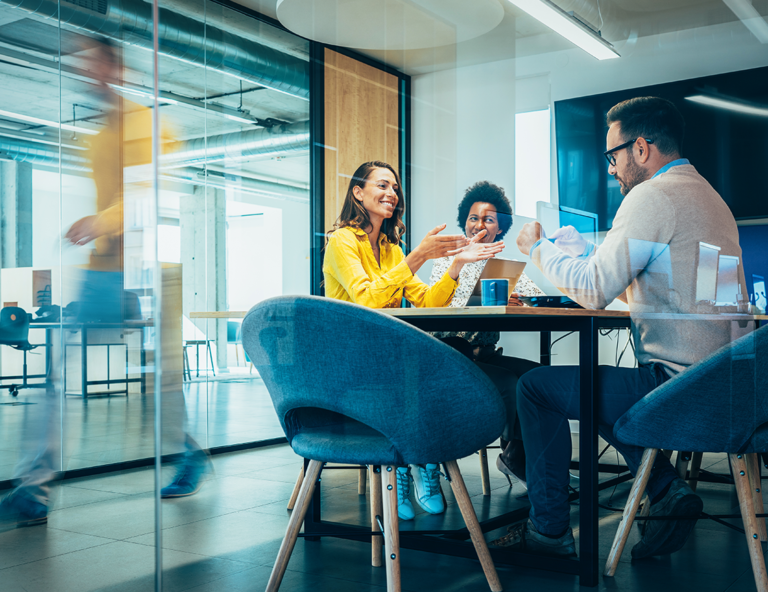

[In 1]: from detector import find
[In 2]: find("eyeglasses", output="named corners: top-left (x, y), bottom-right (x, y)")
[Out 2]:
top-left (603, 138), bottom-right (654, 166)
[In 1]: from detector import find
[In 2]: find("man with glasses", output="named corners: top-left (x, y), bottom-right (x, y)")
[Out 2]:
top-left (508, 97), bottom-right (746, 559)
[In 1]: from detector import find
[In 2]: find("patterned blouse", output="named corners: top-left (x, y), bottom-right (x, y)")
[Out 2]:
top-left (428, 256), bottom-right (546, 346)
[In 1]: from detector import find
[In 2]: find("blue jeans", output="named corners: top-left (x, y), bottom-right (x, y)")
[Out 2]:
top-left (517, 363), bottom-right (679, 536)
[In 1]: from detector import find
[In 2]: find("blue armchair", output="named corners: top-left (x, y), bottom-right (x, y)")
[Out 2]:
top-left (242, 296), bottom-right (506, 592)
top-left (604, 323), bottom-right (768, 591)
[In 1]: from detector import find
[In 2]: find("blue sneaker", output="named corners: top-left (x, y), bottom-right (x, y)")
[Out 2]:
top-left (161, 451), bottom-right (212, 498)
top-left (396, 466), bottom-right (415, 520)
top-left (0, 490), bottom-right (48, 532)
top-left (410, 463), bottom-right (445, 515)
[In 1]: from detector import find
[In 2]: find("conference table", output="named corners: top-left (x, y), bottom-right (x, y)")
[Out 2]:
top-left (191, 305), bottom-right (764, 586)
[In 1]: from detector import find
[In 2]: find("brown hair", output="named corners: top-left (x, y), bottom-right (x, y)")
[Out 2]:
top-left (329, 161), bottom-right (406, 246)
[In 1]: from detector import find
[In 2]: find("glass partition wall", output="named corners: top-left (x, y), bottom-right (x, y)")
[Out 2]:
top-left (0, 0), bottom-right (310, 586)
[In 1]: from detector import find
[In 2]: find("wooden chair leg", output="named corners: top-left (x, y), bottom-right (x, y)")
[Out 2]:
top-left (604, 448), bottom-right (658, 577)
top-left (287, 463), bottom-right (304, 511)
top-left (746, 453), bottom-right (768, 542)
top-left (675, 451), bottom-right (692, 480)
top-left (444, 459), bottom-right (502, 592)
top-left (730, 454), bottom-right (768, 592)
top-left (267, 459), bottom-right (323, 592)
top-left (382, 466), bottom-right (402, 592)
top-left (371, 465), bottom-right (383, 567)
top-left (359, 466), bottom-right (368, 495)
top-left (479, 448), bottom-right (491, 496)
top-left (688, 451), bottom-right (703, 492)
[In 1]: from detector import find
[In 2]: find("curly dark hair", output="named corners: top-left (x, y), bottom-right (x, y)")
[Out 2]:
top-left (456, 181), bottom-right (513, 242)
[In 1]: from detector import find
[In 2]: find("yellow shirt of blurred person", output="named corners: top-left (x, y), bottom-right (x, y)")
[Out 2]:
top-left (86, 97), bottom-right (170, 272)
top-left (323, 226), bottom-right (458, 309)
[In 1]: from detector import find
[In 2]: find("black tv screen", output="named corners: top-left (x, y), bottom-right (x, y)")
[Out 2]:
top-left (554, 66), bottom-right (768, 231)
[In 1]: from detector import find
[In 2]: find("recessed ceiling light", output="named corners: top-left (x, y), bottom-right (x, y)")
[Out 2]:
top-left (0, 109), bottom-right (99, 135)
top-left (506, 0), bottom-right (620, 60)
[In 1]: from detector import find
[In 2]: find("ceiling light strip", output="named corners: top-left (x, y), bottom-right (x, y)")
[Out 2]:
top-left (685, 94), bottom-right (768, 117)
top-left (506, 0), bottom-right (620, 60)
top-left (0, 109), bottom-right (99, 135)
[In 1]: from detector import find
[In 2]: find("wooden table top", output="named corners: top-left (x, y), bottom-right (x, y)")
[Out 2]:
top-left (190, 307), bottom-right (768, 321)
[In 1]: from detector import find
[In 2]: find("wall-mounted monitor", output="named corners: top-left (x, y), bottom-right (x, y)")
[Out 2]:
top-left (554, 66), bottom-right (768, 231)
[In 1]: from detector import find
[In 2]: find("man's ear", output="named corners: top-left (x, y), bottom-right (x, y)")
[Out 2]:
top-left (636, 138), bottom-right (652, 164)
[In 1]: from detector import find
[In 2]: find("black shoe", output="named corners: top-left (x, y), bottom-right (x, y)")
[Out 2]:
top-left (492, 519), bottom-right (576, 557)
top-left (631, 478), bottom-right (703, 560)
top-left (496, 440), bottom-right (527, 490)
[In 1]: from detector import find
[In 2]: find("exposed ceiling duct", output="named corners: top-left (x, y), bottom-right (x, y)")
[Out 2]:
top-left (162, 121), bottom-right (309, 166)
top-left (0, 136), bottom-right (90, 170)
top-left (163, 167), bottom-right (309, 203)
top-left (0, 120), bottom-right (310, 172)
top-left (0, 0), bottom-right (310, 99)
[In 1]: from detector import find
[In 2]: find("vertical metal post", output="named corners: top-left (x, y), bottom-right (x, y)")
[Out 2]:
top-left (151, 0), bottom-right (163, 587)
top-left (309, 42), bottom-right (325, 297)
top-left (578, 317), bottom-right (598, 586)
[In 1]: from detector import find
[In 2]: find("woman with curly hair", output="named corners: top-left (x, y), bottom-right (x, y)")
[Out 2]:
top-left (429, 181), bottom-right (546, 490)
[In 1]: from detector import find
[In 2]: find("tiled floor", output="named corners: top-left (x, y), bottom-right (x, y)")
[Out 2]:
top-left (0, 376), bottom-right (284, 481)
top-left (0, 442), bottom-right (763, 591)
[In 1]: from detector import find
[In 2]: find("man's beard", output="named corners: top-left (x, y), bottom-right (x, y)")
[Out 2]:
top-left (615, 150), bottom-right (649, 196)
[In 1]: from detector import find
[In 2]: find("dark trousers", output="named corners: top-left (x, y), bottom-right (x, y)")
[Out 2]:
top-left (476, 351), bottom-right (540, 442)
top-left (517, 363), bottom-right (679, 536)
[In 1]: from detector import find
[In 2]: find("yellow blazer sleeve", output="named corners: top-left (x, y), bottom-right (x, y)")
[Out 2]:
top-left (324, 231), bottom-right (415, 308)
top-left (403, 269), bottom-right (458, 308)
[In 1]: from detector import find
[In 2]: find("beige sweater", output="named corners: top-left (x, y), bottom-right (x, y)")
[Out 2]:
top-left (532, 163), bottom-right (747, 376)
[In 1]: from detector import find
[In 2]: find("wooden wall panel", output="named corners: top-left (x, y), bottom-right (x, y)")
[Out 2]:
top-left (324, 49), bottom-right (400, 233)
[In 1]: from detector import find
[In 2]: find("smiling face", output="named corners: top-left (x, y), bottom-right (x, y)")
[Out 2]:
top-left (352, 167), bottom-right (399, 226)
top-left (464, 202), bottom-right (501, 243)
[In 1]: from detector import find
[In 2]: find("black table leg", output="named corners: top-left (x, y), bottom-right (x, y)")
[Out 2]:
top-left (540, 331), bottom-right (551, 366)
top-left (81, 325), bottom-right (88, 398)
top-left (304, 459), bottom-right (323, 541)
top-left (578, 317), bottom-right (599, 586)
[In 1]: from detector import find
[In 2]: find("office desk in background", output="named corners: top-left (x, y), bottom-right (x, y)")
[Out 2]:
top-left (28, 320), bottom-right (150, 398)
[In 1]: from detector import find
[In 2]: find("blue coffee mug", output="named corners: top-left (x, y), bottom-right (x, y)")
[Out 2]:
top-left (481, 279), bottom-right (509, 306)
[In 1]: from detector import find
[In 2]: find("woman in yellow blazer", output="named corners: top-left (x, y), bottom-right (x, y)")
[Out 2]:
top-left (323, 160), bottom-right (503, 521)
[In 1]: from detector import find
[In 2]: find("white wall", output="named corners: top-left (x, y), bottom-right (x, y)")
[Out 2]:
top-left (410, 18), bottom-right (768, 363)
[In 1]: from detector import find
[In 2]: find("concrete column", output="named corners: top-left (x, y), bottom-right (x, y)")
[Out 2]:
top-left (180, 185), bottom-right (228, 373)
top-left (0, 161), bottom-right (33, 269)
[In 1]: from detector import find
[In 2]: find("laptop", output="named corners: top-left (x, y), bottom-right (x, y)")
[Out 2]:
top-left (467, 258), bottom-right (526, 306)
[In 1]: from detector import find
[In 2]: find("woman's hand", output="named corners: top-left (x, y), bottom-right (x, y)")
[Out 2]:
top-left (508, 292), bottom-right (524, 307)
top-left (453, 239), bottom-right (504, 266)
top-left (447, 231), bottom-right (504, 280)
top-left (416, 224), bottom-right (468, 259)
top-left (405, 224), bottom-right (468, 274)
